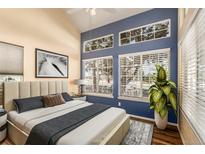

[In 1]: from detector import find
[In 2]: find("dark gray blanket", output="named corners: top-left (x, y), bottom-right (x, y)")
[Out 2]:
top-left (26, 103), bottom-right (110, 145)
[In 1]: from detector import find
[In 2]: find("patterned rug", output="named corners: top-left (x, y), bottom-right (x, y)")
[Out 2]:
top-left (121, 120), bottom-right (154, 145)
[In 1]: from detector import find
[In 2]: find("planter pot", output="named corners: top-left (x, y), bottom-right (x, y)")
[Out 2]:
top-left (154, 111), bottom-right (168, 130)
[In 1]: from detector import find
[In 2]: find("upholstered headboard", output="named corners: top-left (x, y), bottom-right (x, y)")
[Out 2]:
top-left (3, 80), bottom-right (68, 112)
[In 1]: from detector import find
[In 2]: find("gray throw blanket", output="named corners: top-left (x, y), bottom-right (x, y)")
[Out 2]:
top-left (26, 103), bottom-right (110, 145)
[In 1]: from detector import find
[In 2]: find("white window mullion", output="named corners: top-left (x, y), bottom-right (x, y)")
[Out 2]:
top-left (96, 61), bottom-right (99, 93)
top-left (140, 54), bottom-right (143, 98)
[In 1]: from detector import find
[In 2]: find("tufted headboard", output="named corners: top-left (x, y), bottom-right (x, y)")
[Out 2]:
top-left (3, 80), bottom-right (68, 112)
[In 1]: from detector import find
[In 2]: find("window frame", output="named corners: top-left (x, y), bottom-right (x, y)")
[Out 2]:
top-left (82, 56), bottom-right (114, 98)
top-left (119, 19), bottom-right (171, 46)
top-left (83, 34), bottom-right (114, 53)
top-left (118, 48), bottom-right (171, 102)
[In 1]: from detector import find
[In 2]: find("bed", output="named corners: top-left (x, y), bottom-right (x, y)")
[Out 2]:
top-left (3, 80), bottom-right (130, 145)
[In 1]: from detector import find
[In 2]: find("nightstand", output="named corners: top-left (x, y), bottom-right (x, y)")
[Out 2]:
top-left (72, 96), bottom-right (87, 101)
top-left (0, 108), bottom-right (7, 142)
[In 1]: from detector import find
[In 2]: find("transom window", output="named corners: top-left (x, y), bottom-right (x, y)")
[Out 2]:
top-left (119, 48), bottom-right (170, 101)
top-left (83, 34), bottom-right (114, 53)
top-left (119, 19), bottom-right (170, 46)
top-left (82, 56), bottom-right (113, 96)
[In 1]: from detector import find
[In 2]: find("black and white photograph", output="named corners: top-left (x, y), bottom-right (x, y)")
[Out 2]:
top-left (35, 49), bottom-right (68, 78)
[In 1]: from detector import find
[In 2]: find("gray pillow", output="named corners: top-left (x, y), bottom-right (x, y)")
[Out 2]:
top-left (13, 96), bottom-right (44, 113)
top-left (61, 92), bottom-right (73, 102)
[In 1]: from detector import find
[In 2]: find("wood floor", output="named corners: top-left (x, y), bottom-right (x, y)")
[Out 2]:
top-left (152, 125), bottom-right (182, 145)
top-left (131, 117), bottom-right (182, 145)
top-left (0, 117), bottom-right (183, 145)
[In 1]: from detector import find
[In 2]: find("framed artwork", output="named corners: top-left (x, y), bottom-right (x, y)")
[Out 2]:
top-left (35, 48), bottom-right (68, 78)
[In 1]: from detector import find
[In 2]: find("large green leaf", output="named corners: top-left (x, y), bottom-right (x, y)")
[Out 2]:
top-left (148, 84), bottom-right (158, 91)
top-left (149, 88), bottom-right (158, 96)
top-left (159, 106), bottom-right (168, 119)
top-left (155, 96), bottom-right (166, 113)
top-left (152, 90), bottom-right (163, 103)
top-left (169, 92), bottom-right (177, 111)
top-left (155, 81), bottom-right (167, 86)
top-left (148, 93), bottom-right (152, 102)
top-left (150, 106), bottom-right (155, 110)
top-left (149, 87), bottom-right (159, 94)
top-left (155, 64), bottom-right (161, 72)
top-left (154, 82), bottom-right (160, 88)
top-left (162, 85), bottom-right (171, 95)
top-left (157, 67), bottom-right (167, 81)
top-left (167, 80), bottom-right (177, 89)
top-left (149, 102), bottom-right (155, 110)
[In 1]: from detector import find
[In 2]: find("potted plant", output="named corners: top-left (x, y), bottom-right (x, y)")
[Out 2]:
top-left (148, 65), bottom-right (177, 130)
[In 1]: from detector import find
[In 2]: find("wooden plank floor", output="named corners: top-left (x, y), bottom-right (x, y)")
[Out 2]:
top-left (152, 125), bottom-right (183, 145)
top-left (0, 117), bottom-right (183, 145)
top-left (130, 117), bottom-right (183, 145)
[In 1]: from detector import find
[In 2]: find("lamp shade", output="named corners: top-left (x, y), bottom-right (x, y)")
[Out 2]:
top-left (73, 79), bottom-right (86, 85)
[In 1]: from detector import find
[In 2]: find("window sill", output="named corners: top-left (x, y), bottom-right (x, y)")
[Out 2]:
top-left (83, 93), bottom-right (114, 98)
top-left (117, 96), bottom-right (149, 103)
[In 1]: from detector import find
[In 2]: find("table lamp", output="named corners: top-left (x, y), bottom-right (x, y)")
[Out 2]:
top-left (73, 79), bottom-right (86, 96)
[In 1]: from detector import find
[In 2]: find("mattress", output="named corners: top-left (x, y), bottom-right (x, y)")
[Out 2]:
top-left (8, 100), bottom-right (126, 144)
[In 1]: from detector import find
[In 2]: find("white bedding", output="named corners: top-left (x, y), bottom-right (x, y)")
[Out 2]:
top-left (8, 100), bottom-right (126, 144)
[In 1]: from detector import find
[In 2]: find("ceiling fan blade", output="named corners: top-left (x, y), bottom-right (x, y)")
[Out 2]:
top-left (66, 8), bottom-right (83, 14)
top-left (101, 8), bottom-right (117, 14)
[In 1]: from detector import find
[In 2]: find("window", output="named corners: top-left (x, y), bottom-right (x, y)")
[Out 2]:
top-left (83, 34), bottom-right (114, 53)
top-left (119, 48), bottom-right (170, 101)
top-left (119, 19), bottom-right (170, 46)
top-left (82, 56), bottom-right (113, 96)
top-left (180, 9), bottom-right (205, 143)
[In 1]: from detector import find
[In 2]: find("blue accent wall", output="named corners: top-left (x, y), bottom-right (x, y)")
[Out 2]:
top-left (81, 8), bottom-right (178, 123)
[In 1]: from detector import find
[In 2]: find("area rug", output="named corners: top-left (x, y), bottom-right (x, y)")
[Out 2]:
top-left (121, 120), bottom-right (154, 145)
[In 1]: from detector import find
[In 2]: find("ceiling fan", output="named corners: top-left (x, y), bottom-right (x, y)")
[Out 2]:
top-left (66, 8), bottom-right (117, 16)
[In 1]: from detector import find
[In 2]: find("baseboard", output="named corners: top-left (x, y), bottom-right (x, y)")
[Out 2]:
top-left (128, 114), bottom-right (178, 127)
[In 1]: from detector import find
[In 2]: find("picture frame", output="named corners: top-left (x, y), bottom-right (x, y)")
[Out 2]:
top-left (35, 48), bottom-right (68, 78)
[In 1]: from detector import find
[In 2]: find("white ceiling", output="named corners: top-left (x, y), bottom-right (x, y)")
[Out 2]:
top-left (64, 8), bottom-right (152, 32)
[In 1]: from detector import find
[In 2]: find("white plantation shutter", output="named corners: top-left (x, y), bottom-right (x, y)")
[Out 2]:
top-left (82, 56), bottom-right (113, 95)
top-left (119, 48), bottom-right (170, 100)
top-left (180, 9), bottom-right (205, 143)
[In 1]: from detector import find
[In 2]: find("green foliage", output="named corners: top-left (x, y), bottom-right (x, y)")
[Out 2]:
top-left (169, 92), bottom-right (177, 111)
top-left (161, 85), bottom-right (171, 96)
top-left (148, 65), bottom-right (177, 119)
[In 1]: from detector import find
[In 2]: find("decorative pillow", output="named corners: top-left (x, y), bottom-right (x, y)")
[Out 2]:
top-left (61, 92), bottom-right (73, 102)
top-left (13, 96), bottom-right (44, 113)
top-left (43, 94), bottom-right (65, 107)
